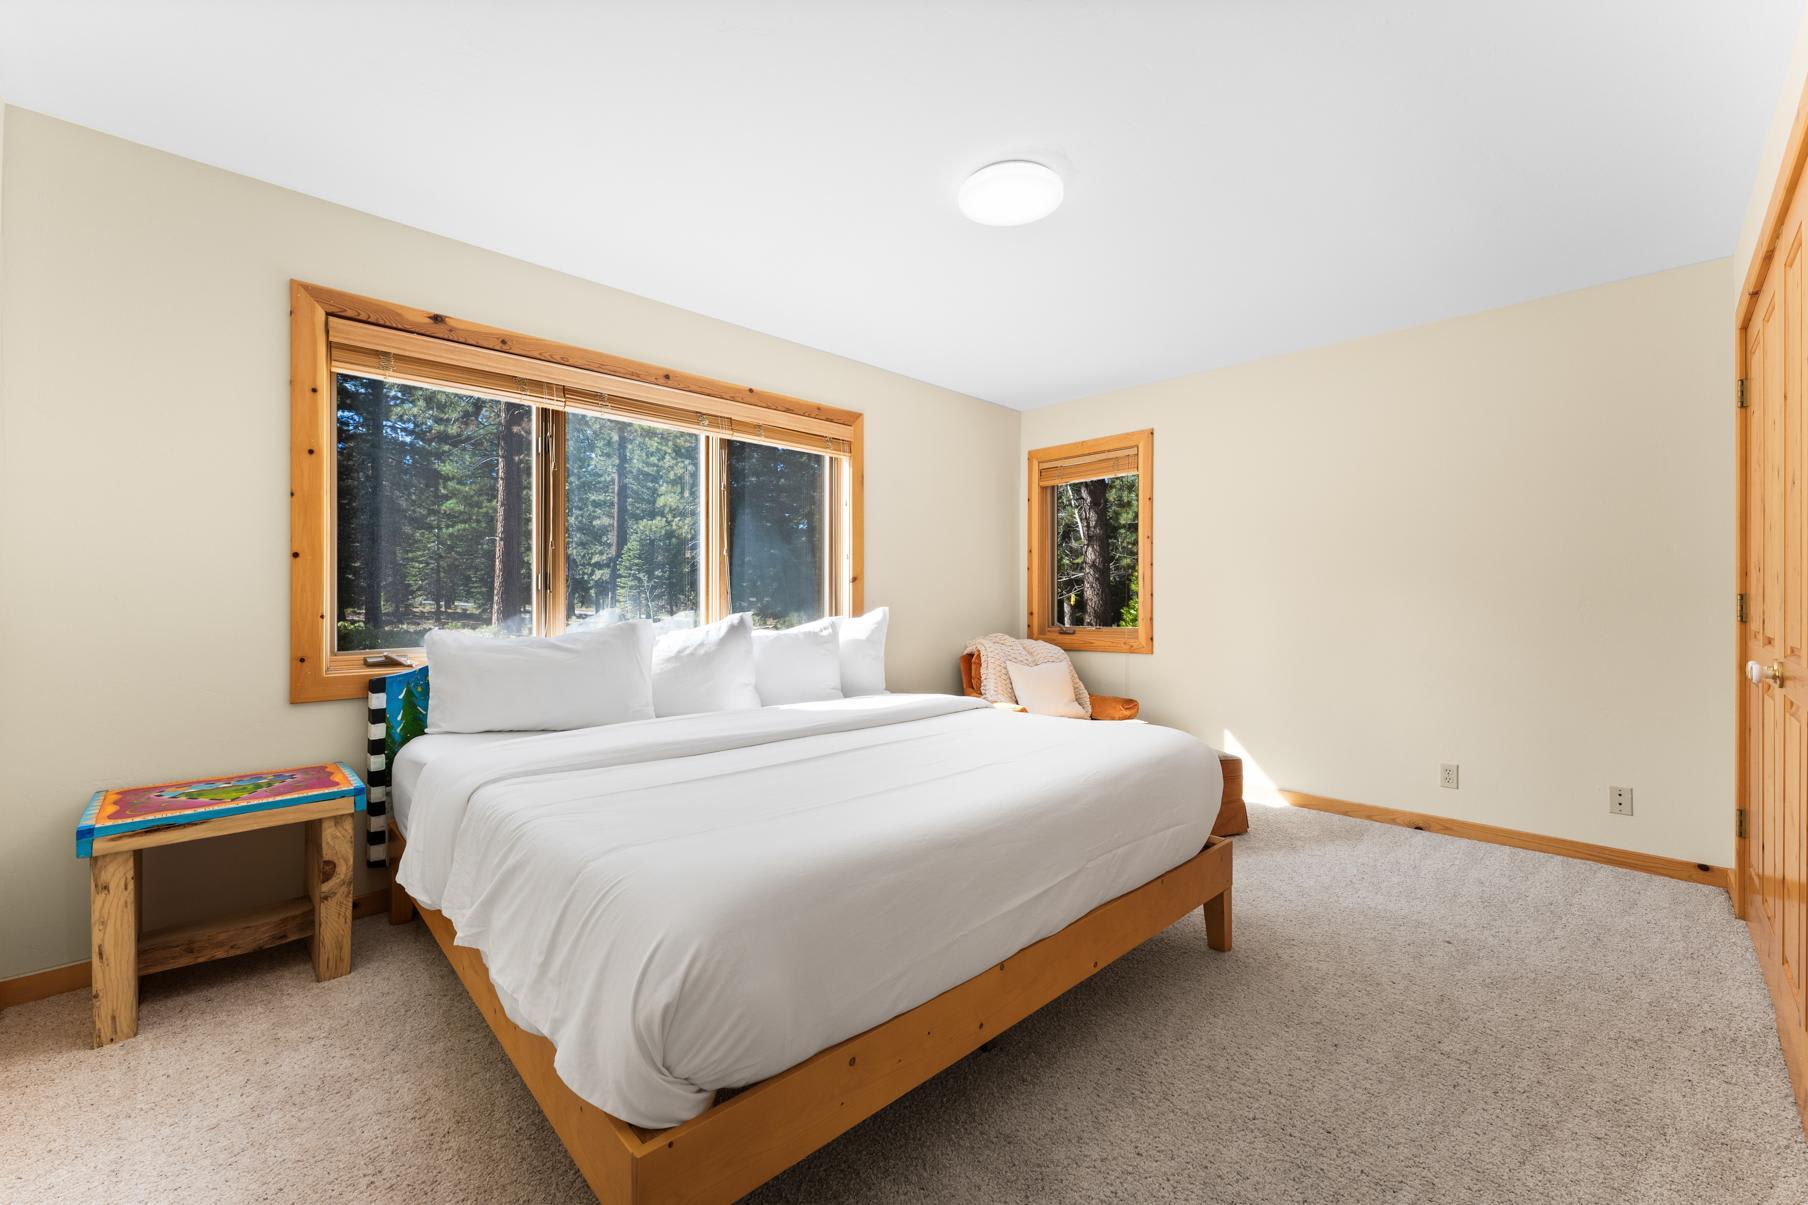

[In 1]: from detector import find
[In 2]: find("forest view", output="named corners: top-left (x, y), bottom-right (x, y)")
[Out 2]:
top-left (727, 440), bottom-right (829, 626)
top-left (334, 374), bottom-right (533, 650)
top-left (564, 408), bottom-right (701, 631)
top-left (335, 374), bottom-right (830, 651)
top-left (1051, 473), bottom-right (1140, 628)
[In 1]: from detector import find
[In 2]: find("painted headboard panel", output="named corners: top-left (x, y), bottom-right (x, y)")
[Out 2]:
top-left (364, 667), bottom-right (429, 867)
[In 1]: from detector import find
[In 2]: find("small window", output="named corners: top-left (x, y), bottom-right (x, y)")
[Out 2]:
top-left (1027, 429), bottom-right (1153, 654)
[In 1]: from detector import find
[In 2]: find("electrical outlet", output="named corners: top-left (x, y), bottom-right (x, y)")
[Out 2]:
top-left (1440, 764), bottom-right (1459, 790)
top-left (1610, 786), bottom-right (1634, 816)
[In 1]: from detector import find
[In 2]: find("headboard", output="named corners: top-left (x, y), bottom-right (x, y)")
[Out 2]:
top-left (364, 667), bottom-right (429, 867)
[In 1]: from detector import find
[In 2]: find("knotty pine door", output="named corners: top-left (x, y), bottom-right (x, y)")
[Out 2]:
top-left (1742, 174), bottom-right (1808, 1123)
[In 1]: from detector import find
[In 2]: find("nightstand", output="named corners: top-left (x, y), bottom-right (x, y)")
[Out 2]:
top-left (76, 762), bottom-right (366, 1046)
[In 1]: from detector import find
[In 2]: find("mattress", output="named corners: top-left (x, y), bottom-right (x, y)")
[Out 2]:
top-left (395, 693), bottom-right (1219, 1128)
top-left (390, 731), bottom-right (534, 836)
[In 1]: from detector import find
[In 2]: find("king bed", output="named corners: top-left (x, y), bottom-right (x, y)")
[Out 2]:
top-left (375, 676), bottom-right (1236, 1203)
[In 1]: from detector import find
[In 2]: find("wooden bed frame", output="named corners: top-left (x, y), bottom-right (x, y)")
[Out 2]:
top-left (386, 822), bottom-right (1232, 1204)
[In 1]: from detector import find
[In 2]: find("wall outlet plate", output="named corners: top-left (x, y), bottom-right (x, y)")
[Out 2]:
top-left (1440, 763), bottom-right (1459, 790)
top-left (1610, 786), bottom-right (1633, 816)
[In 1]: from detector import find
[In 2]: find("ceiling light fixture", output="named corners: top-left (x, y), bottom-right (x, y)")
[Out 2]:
top-left (958, 160), bottom-right (1064, 227)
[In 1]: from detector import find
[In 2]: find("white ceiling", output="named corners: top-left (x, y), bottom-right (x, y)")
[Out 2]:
top-left (0, 1), bottom-right (1799, 408)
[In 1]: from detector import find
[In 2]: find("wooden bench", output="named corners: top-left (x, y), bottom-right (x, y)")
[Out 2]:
top-left (76, 763), bottom-right (365, 1046)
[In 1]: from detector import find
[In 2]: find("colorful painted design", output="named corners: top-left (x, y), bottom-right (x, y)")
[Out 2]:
top-left (385, 666), bottom-right (430, 763)
top-left (77, 762), bottom-right (365, 857)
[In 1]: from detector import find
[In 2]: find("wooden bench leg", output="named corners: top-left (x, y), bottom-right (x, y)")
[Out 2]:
top-left (90, 851), bottom-right (138, 1046)
top-left (306, 813), bottom-right (353, 981)
top-left (387, 829), bottom-right (415, 925)
top-left (1203, 886), bottom-right (1232, 952)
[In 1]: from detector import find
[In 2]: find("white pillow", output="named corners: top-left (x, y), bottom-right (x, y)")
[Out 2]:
top-left (837, 607), bottom-right (889, 696)
top-left (424, 622), bottom-right (654, 734)
top-left (752, 619), bottom-right (845, 705)
top-left (652, 612), bottom-right (762, 717)
top-left (1006, 661), bottom-right (1090, 719)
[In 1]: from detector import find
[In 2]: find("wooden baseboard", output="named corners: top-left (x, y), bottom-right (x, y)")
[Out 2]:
top-left (0, 889), bottom-right (387, 1009)
top-left (1281, 792), bottom-right (1730, 890)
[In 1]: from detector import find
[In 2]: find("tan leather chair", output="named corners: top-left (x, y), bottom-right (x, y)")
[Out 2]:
top-left (955, 651), bottom-right (1248, 837)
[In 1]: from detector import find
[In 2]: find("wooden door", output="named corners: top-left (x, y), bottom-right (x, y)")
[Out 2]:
top-left (1742, 172), bottom-right (1808, 1125)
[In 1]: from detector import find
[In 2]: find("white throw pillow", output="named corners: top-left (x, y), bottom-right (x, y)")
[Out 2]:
top-left (837, 607), bottom-right (889, 696)
top-left (652, 612), bottom-right (762, 717)
top-left (424, 622), bottom-right (655, 734)
top-left (752, 619), bottom-right (845, 705)
top-left (1006, 661), bottom-right (1090, 719)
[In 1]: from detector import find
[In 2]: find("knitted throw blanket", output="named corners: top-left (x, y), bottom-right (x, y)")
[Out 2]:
top-left (962, 634), bottom-right (1092, 716)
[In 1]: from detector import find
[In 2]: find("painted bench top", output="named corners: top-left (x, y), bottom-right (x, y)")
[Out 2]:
top-left (77, 762), bottom-right (366, 857)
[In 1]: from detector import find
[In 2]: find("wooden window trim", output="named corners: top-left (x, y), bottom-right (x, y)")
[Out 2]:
top-left (1026, 429), bottom-right (1153, 655)
top-left (290, 280), bottom-right (865, 703)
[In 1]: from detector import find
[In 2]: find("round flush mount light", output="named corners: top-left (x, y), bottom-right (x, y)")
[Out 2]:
top-left (958, 160), bottom-right (1064, 226)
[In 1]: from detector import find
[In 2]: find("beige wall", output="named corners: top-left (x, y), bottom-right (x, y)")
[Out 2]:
top-left (1023, 260), bottom-right (1734, 868)
top-left (0, 108), bottom-right (1021, 980)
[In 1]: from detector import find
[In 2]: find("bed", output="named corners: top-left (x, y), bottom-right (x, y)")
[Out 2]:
top-left (375, 676), bottom-right (1235, 1203)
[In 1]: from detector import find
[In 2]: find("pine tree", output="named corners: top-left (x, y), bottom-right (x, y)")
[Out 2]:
top-left (389, 682), bottom-right (428, 762)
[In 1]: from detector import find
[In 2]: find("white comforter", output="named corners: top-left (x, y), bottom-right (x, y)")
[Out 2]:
top-left (396, 693), bottom-right (1218, 1128)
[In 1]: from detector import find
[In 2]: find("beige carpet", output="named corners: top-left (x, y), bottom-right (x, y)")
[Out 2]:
top-left (5, 805), bottom-right (1807, 1204)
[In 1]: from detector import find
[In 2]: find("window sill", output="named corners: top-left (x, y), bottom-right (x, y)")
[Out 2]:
top-left (1032, 627), bottom-right (1153, 655)
top-left (292, 652), bottom-right (425, 704)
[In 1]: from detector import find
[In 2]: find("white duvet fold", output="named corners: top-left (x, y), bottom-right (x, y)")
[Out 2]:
top-left (396, 693), bottom-right (1217, 1128)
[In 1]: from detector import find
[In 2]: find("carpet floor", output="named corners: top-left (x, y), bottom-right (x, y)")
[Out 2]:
top-left (5, 805), bottom-right (1807, 1204)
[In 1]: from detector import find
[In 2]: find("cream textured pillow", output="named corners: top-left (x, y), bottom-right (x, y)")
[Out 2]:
top-left (1005, 661), bottom-right (1090, 719)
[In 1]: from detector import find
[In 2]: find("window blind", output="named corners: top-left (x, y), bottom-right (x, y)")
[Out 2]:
top-left (1035, 447), bottom-right (1140, 487)
top-left (327, 318), bottom-right (853, 456)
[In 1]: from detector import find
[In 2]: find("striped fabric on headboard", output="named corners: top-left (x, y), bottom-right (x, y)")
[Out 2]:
top-left (365, 666), bottom-right (430, 868)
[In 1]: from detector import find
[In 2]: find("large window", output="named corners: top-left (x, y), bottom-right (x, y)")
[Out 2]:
top-left (1026, 429), bottom-right (1153, 654)
top-left (290, 282), bottom-right (862, 702)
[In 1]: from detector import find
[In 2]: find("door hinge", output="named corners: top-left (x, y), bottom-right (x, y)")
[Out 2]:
top-left (1738, 592), bottom-right (1749, 623)
top-left (1737, 378), bottom-right (1748, 408)
top-left (1738, 807), bottom-right (1749, 840)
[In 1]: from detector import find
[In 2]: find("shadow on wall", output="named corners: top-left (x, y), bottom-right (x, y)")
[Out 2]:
top-left (1221, 731), bottom-right (1285, 807)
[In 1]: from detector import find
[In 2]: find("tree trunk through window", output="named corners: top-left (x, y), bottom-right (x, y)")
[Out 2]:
top-left (490, 404), bottom-right (532, 627)
top-left (608, 426), bottom-right (631, 610)
top-left (364, 382), bottom-right (388, 635)
top-left (1073, 477), bottom-right (1112, 627)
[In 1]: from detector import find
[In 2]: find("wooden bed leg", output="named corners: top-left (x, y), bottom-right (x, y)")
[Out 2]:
top-left (388, 876), bottom-right (415, 925)
top-left (388, 829), bottom-right (415, 925)
top-left (1203, 886), bottom-right (1232, 952)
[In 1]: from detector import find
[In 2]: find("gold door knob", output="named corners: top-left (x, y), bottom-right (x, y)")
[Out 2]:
top-left (1769, 661), bottom-right (1786, 686)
